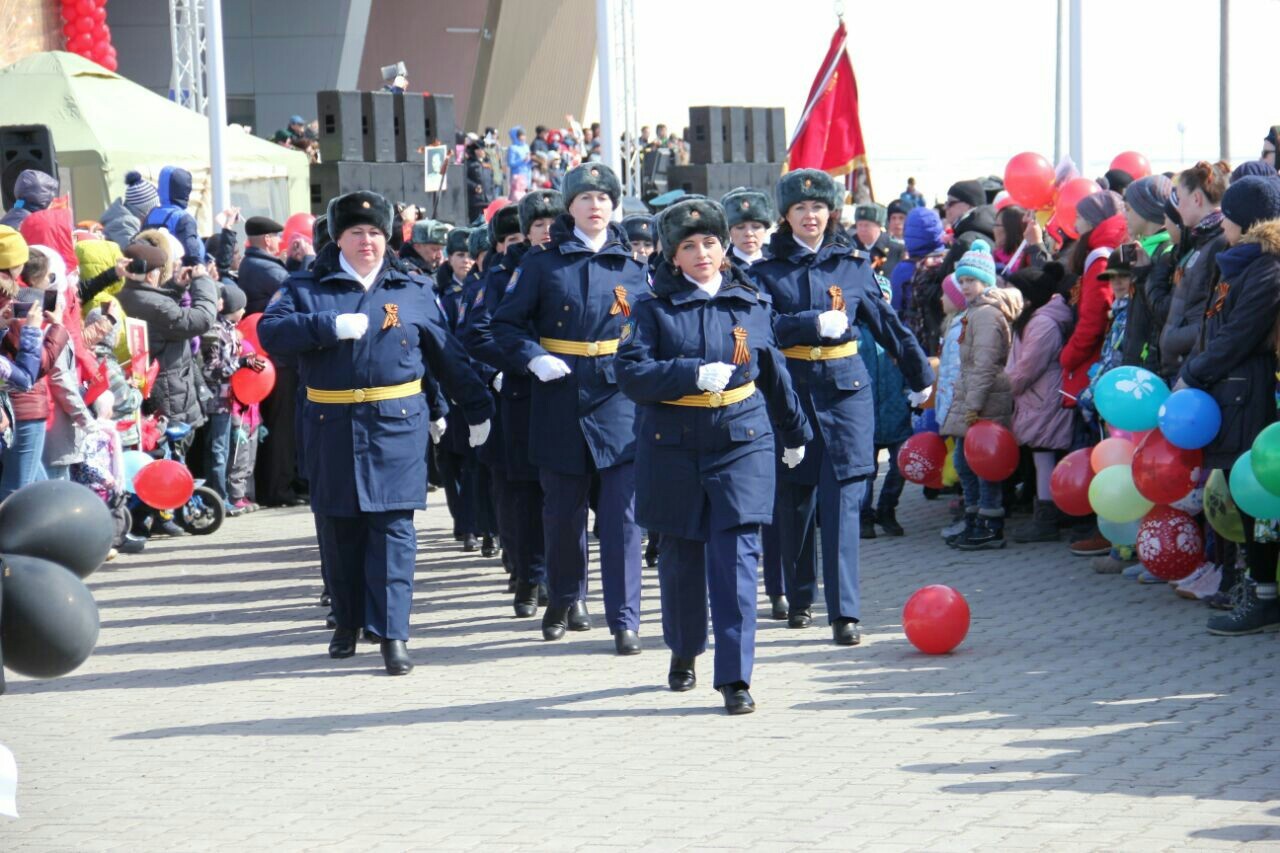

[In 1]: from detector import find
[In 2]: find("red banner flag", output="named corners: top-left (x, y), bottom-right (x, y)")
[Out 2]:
top-left (784, 21), bottom-right (869, 180)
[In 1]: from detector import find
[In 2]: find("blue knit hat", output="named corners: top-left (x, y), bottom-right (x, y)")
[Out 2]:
top-left (954, 239), bottom-right (997, 287)
top-left (903, 206), bottom-right (945, 256)
top-left (1221, 175), bottom-right (1280, 233)
top-left (123, 170), bottom-right (159, 213)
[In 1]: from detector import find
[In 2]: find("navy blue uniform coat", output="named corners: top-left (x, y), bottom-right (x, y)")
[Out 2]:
top-left (617, 261), bottom-right (811, 541)
top-left (490, 217), bottom-right (648, 475)
top-left (751, 230), bottom-right (933, 483)
top-left (259, 244), bottom-right (493, 516)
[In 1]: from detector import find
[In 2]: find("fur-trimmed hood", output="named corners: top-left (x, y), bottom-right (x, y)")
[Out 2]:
top-left (1241, 218), bottom-right (1280, 254)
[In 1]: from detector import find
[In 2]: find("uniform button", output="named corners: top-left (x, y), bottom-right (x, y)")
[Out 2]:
top-left (853, 381), bottom-right (861, 388)
top-left (556, 321), bottom-right (563, 327)
top-left (748, 429), bottom-right (755, 436)
top-left (401, 339), bottom-right (408, 346)
top-left (401, 408), bottom-right (407, 415)
top-left (318, 414), bottom-right (325, 422)
top-left (563, 305), bottom-right (571, 311)
top-left (654, 433), bottom-right (661, 440)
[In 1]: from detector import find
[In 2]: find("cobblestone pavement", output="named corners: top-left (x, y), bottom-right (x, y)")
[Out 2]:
top-left (3, 479), bottom-right (1280, 852)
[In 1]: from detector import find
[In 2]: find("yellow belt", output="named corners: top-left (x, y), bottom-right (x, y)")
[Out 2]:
top-left (663, 381), bottom-right (757, 409)
top-left (540, 337), bottom-right (619, 357)
top-left (306, 380), bottom-right (422, 404)
top-left (781, 341), bottom-right (859, 361)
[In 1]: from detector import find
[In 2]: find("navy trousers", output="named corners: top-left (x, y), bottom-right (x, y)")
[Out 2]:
top-left (495, 471), bottom-right (546, 586)
top-left (659, 502), bottom-right (760, 688)
top-left (760, 519), bottom-right (784, 598)
top-left (777, 449), bottom-right (865, 623)
top-left (436, 447), bottom-right (476, 537)
top-left (315, 510), bottom-right (417, 641)
top-left (540, 461), bottom-right (641, 632)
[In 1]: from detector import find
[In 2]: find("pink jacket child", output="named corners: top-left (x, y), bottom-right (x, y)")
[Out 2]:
top-left (1006, 292), bottom-right (1075, 451)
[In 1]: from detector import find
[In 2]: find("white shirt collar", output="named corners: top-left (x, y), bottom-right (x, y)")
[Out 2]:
top-left (795, 238), bottom-right (820, 255)
top-left (573, 226), bottom-right (609, 253)
top-left (338, 252), bottom-right (380, 290)
top-left (732, 245), bottom-right (763, 265)
top-left (684, 271), bottom-right (722, 297)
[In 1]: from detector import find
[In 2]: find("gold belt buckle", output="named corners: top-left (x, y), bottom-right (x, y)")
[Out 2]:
top-left (708, 391), bottom-right (724, 407)
top-left (585, 341), bottom-right (600, 356)
top-left (809, 346), bottom-right (823, 360)
top-left (352, 388), bottom-right (366, 403)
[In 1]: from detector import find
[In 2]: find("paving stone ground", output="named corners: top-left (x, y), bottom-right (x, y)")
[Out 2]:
top-left (2, 476), bottom-right (1279, 851)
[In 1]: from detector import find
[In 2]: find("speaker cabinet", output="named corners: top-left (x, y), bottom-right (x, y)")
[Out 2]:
top-left (686, 106), bottom-right (724, 165)
top-left (361, 92), bottom-right (396, 163)
top-left (316, 91), bottom-right (363, 163)
top-left (395, 93), bottom-right (427, 163)
top-left (424, 95), bottom-right (456, 146)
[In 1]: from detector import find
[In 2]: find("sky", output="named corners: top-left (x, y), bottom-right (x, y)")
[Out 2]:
top-left (585, 0), bottom-right (1279, 204)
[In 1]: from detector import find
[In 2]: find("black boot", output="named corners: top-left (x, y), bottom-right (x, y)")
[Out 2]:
top-left (462, 533), bottom-right (479, 552)
top-left (875, 508), bottom-right (904, 537)
top-left (613, 629), bottom-right (641, 655)
top-left (946, 512), bottom-right (979, 548)
top-left (380, 639), bottom-right (413, 675)
top-left (668, 654), bottom-right (696, 691)
top-left (567, 600), bottom-right (591, 631)
top-left (769, 594), bottom-right (789, 621)
top-left (956, 515), bottom-right (1007, 550)
top-left (788, 607), bottom-right (812, 629)
top-left (860, 515), bottom-right (877, 540)
top-left (481, 534), bottom-right (497, 557)
top-left (1012, 500), bottom-right (1061, 543)
top-left (719, 681), bottom-right (756, 715)
top-left (328, 627), bottom-right (358, 659)
top-left (542, 605), bottom-right (569, 640)
top-left (831, 617), bottom-right (861, 646)
top-left (513, 581), bottom-right (539, 618)
top-left (644, 538), bottom-right (659, 567)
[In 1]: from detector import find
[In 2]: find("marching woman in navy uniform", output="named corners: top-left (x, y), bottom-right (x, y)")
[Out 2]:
top-left (492, 165), bottom-right (648, 655)
top-left (461, 194), bottom-right (562, 616)
top-left (260, 191), bottom-right (494, 675)
top-left (617, 198), bottom-right (810, 715)
top-left (752, 170), bottom-right (934, 646)
top-left (721, 187), bottom-right (789, 621)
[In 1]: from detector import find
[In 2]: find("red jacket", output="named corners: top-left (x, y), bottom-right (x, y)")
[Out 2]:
top-left (1060, 214), bottom-right (1127, 406)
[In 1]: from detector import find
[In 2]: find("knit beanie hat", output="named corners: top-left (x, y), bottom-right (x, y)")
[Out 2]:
top-left (1075, 190), bottom-right (1125, 230)
top-left (903, 206), bottom-right (945, 256)
top-left (219, 283), bottom-right (247, 316)
top-left (0, 225), bottom-right (29, 270)
top-left (941, 274), bottom-right (965, 310)
top-left (1221, 175), bottom-right (1280, 233)
top-left (1163, 195), bottom-right (1182, 227)
top-left (1124, 176), bottom-right (1172, 225)
top-left (1231, 160), bottom-right (1277, 182)
top-left (946, 180), bottom-right (986, 209)
top-left (1103, 169), bottom-right (1135, 194)
top-left (954, 239), bottom-right (996, 287)
top-left (123, 170), bottom-right (160, 213)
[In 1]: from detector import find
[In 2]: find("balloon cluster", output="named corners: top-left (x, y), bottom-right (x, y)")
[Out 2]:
top-left (1048, 367), bottom-right (1224, 580)
top-left (0, 481), bottom-right (112, 687)
top-left (60, 0), bottom-right (117, 72)
top-left (1003, 150), bottom-right (1152, 242)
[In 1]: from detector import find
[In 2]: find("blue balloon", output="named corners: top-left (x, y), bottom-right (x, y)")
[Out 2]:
top-left (1097, 515), bottom-right (1140, 547)
top-left (1094, 366), bottom-right (1171, 432)
top-left (1230, 451), bottom-right (1280, 520)
top-left (1158, 388), bottom-right (1221, 450)
top-left (122, 450), bottom-right (154, 494)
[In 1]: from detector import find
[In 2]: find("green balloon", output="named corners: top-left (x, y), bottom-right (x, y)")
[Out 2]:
top-left (1230, 452), bottom-right (1280, 520)
top-left (1251, 422), bottom-right (1280, 496)
top-left (1088, 464), bottom-right (1154, 523)
top-left (1204, 468), bottom-right (1246, 543)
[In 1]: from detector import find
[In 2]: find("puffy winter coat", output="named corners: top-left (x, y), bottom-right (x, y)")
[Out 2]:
top-left (1006, 294), bottom-right (1074, 450)
top-left (0, 170), bottom-right (57, 229)
top-left (1060, 213), bottom-right (1126, 405)
top-left (99, 198), bottom-right (142, 250)
top-left (143, 167), bottom-right (205, 265)
top-left (941, 286), bottom-right (1023, 437)
top-left (935, 310), bottom-right (964, 426)
top-left (858, 322), bottom-right (913, 446)
top-left (1122, 231), bottom-right (1174, 376)
top-left (113, 275), bottom-right (218, 426)
top-left (1161, 214), bottom-right (1226, 377)
top-left (1180, 219), bottom-right (1280, 470)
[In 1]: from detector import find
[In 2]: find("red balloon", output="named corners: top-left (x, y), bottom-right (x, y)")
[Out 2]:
top-left (1132, 430), bottom-right (1202, 505)
top-left (1003, 152), bottom-right (1056, 210)
top-left (282, 212), bottom-right (316, 249)
top-left (78, 0), bottom-right (95, 16)
top-left (237, 313), bottom-right (264, 353)
top-left (903, 585), bottom-right (971, 654)
top-left (68, 32), bottom-right (93, 53)
top-left (897, 432), bottom-right (947, 485)
top-left (90, 5), bottom-right (106, 24)
top-left (100, 54), bottom-right (118, 72)
top-left (1136, 506), bottom-right (1204, 581)
top-left (962, 421), bottom-right (1019, 481)
top-left (230, 359), bottom-right (277, 405)
top-left (925, 471), bottom-right (945, 491)
top-left (1110, 151), bottom-right (1152, 180)
top-left (483, 198), bottom-right (510, 223)
top-left (1051, 447), bottom-right (1096, 516)
top-left (133, 460), bottom-right (195, 511)
top-left (1053, 177), bottom-right (1102, 240)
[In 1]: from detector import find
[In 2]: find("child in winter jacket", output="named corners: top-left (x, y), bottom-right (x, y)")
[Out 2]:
top-left (934, 274), bottom-right (966, 427)
top-left (200, 284), bottom-right (259, 506)
top-left (940, 240), bottom-right (1024, 550)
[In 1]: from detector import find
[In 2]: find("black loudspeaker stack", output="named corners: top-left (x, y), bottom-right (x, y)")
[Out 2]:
top-left (311, 90), bottom-right (464, 223)
top-left (0, 125), bottom-right (58, 211)
top-left (681, 106), bottom-right (786, 198)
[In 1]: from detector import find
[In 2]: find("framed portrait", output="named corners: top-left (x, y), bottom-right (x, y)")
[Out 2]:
top-left (424, 145), bottom-right (448, 193)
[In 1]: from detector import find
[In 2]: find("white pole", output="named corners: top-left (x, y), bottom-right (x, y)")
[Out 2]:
top-left (1068, 0), bottom-right (1083, 171)
top-left (1054, 0), bottom-right (1065, 164)
top-left (205, 0), bottom-right (230, 212)
top-left (595, 0), bottom-right (616, 177)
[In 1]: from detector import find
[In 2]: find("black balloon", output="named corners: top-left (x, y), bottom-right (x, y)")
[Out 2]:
top-left (1, 554), bottom-right (100, 679)
top-left (0, 480), bottom-right (114, 578)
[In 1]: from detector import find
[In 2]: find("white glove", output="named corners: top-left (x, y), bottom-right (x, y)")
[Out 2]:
top-left (696, 362), bottom-right (735, 393)
top-left (528, 354), bottom-right (572, 382)
top-left (782, 446), bottom-right (806, 468)
top-left (907, 386), bottom-right (933, 408)
top-left (429, 417), bottom-right (447, 444)
top-left (334, 313), bottom-right (369, 340)
top-left (492, 372), bottom-right (503, 393)
top-left (468, 420), bottom-right (491, 447)
top-left (817, 310), bottom-right (849, 339)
